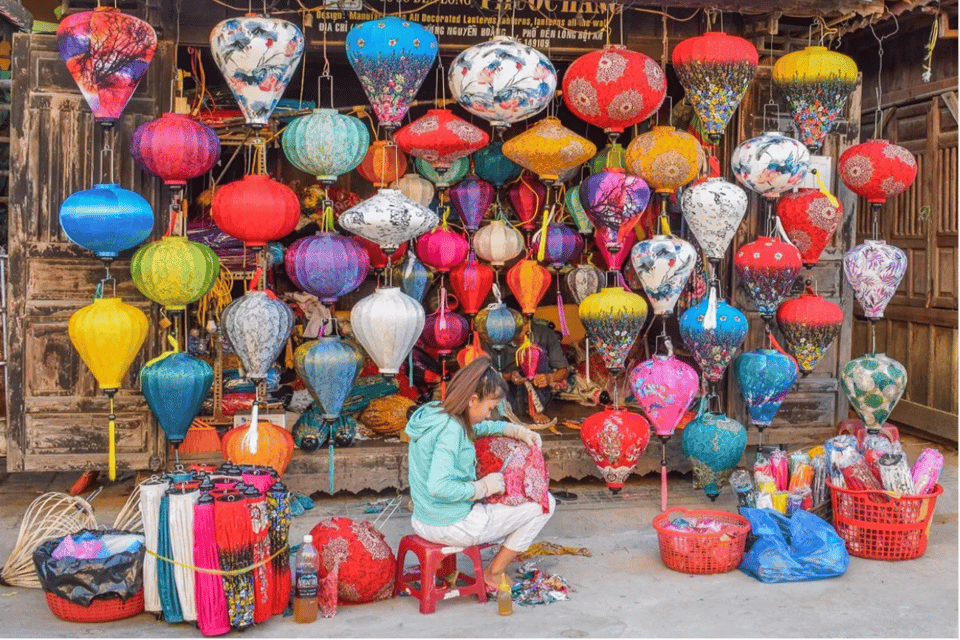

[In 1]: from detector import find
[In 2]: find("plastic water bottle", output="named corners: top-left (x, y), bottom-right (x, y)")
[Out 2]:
top-left (294, 534), bottom-right (319, 623)
top-left (497, 574), bottom-right (513, 616)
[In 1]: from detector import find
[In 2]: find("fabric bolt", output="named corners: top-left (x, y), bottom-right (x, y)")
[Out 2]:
top-left (266, 485), bottom-right (292, 615)
top-left (214, 496), bottom-right (255, 630)
top-left (193, 499), bottom-right (231, 637)
top-left (911, 448), bottom-right (944, 495)
top-left (168, 490), bottom-right (200, 622)
top-left (157, 495), bottom-right (184, 623)
top-left (139, 480), bottom-right (169, 614)
top-left (246, 489), bottom-right (272, 624)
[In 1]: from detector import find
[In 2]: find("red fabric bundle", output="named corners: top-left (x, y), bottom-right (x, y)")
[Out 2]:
top-left (474, 436), bottom-right (550, 513)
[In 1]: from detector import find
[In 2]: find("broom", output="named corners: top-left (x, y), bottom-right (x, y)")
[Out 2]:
top-left (266, 481), bottom-right (292, 616)
top-left (244, 484), bottom-right (273, 624)
top-left (139, 479), bottom-right (169, 614)
top-left (215, 493), bottom-right (255, 630)
top-left (194, 494), bottom-right (231, 637)
top-left (169, 488), bottom-right (201, 623)
top-left (157, 493), bottom-right (184, 623)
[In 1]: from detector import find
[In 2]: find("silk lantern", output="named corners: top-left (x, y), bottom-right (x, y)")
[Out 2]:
top-left (535, 224), bottom-right (584, 268)
top-left (595, 227), bottom-right (637, 272)
top-left (450, 251), bottom-right (494, 316)
top-left (671, 32), bottom-right (758, 144)
top-left (69, 297), bottom-right (149, 480)
top-left (421, 309), bottom-right (470, 355)
top-left (776, 284), bottom-right (843, 375)
top-left (294, 410), bottom-right (357, 451)
top-left (357, 237), bottom-right (408, 271)
top-left (212, 174), bottom-right (300, 248)
top-left (415, 156), bottom-right (470, 189)
top-left (630, 235), bottom-right (696, 317)
top-left (682, 398), bottom-right (748, 500)
top-left (843, 240), bottom-right (907, 320)
top-left (449, 176), bottom-right (495, 232)
top-left (130, 236), bottom-right (220, 311)
top-left (564, 185), bottom-right (593, 235)
top-left (731, 132), bottom-right (810, 198)
top-left (295, 337), bottom-right (363, 420)
top-left (475, 303), bottom-right (522, 351)
top-left (416, 226), bottom-right (469, 273)
top-left (474, 140), bottom-right (523, 187)
top-left (339, 189), bottom-right (438, 254)
top-left (579, 287), bottom-right (648, 376)
top-left (57, 7), bottom-right (157, 126)
top-left (566, 264), bottom-right (604, 305)
top-left (588, 143), bottom-right (626, 174)
top-left (448, 36), bottom-right (557, 129)
top-left (284, 233), bottom-right (369, 305)
top-left (508, 172), bottom-right (547, 230)
top-left (839, 139), bottom-right (918, 240)
top-left (221, 290), bottom-right (295, 381)
top-left (473, 220), bottom-right (525, 267)
top-left (734, 236), bottom-right (803, 318)
top-left (394, 109), bottom-right (489, 170)
top-left (210, 15), bottom-right (304, 128)
top-left (776, 188), bottom-right (844, 268)
top-left (59, 184), bottom-right (154, 264)
top-left (517, 342), bottom-right (546, 381)
top-left (734, 347), bottom-right (798, 436)
top-left (679, 297), bottom-right (748, 384)
top-left (841, 353), bottom-right (907, 432)
top-left (396, 250), bottom-right (431, 303)
top-left (507, 259), bottom-right (551, 317)
top-left (351, 287), bottom-right (425, 376)
top-left (579, 169), bottom-right (651, 251)
top-left (580, 408), bottom-right (651, 492)
top-left (680, 177), bottom-right (748, 264)
top-left (772, 46), bottom-right (859, 150)
top-left (502, 117), bottom-right (596, 184)
top-left (130, 113), bottom-right (220, 188)
top-left (390, 173), bottom-right (435, 208)
top-left (626, 127), bottom-right (704, 195)
top-left (140, 348), bottom-right (214, 447)
top-left (346, 17), bottom-right (437, 131)
top-left (282, 109), bottom-right (370, 183)
top-left (358, 141), bottom-right (408, 188)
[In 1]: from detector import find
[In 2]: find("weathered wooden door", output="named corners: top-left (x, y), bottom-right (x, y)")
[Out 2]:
top-left (6, 33), bottom-right (172, 473)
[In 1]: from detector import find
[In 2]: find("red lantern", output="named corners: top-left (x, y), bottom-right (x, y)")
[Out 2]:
top-left (506, 259), bottom-right (551, 317)
top-left (776, 188), bottom-right (844, 268)
top-left (357, 141), bottom-right (408, 188)
top-left (416, 226), bottom-right (469, 273)
top-left (595, 227), bottom-right (637, 272)
top-left (734, 236), bottom-right (803, 318)
top-left (580, 407), bottom-right (651, 492)
top-left (507, 172), bottom-right (547, 230)
top-left (355, 236), bottom-right (407, 270)
top-left (131, 113), bottom-right (220, 188)
top-left (212, 174), bottom-right (299, 247)
top-left (776, 284), bottom-right (844, 376)
top-left (308, 517), bottom-right (396, 604)
top-left (421, 309), bottom-right (470, 355)
top-left (450, 251), bottom-right (494, 316)
top-left (839, 139), bottom-right (917, 206)
top-left (517, 342), bottom-right (546, 380)
top-left (562, 44), bottom-right (666, 137)
top-left (394, 109), bottom-right (489, 170)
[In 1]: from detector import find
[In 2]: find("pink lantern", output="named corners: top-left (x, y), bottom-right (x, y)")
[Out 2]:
top-left (595, 227), bottom-right (637, 272)
top-left (421, 309), bottom-right (470, 355)
top-left (416, 226), bottom-right (469, 273)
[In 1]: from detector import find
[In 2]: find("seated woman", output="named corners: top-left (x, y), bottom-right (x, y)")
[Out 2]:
top-left (405, 356), bottom-right (557, 591)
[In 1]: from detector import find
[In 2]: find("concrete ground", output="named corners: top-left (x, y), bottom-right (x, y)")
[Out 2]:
top-left (0, 434), bottom-right (956, 638)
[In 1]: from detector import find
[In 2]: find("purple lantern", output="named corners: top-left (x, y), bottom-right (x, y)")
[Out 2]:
top-left (535, 224), bottom-right (584, 269)
top-left (579, 168), bottom-right (650, 251)
top-left (285, 233), bottom-right (369, 305)
top-left (421, 309), bottom-right (470, 355)
top-left (449, 176), bottom-right (495, 232)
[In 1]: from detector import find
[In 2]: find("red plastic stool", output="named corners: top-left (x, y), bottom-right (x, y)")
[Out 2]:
top-left (394, 534), bottom-right (488, 614)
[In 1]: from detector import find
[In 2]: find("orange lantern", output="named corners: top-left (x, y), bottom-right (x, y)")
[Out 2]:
top-left (221, 420), bottom-right (295, 476)
top-left (506, 259), bottom-right (551, 317)
top-left (502, 117), bottom-right (596, 185)
top-left (357, 140), bottom-right (408, 187)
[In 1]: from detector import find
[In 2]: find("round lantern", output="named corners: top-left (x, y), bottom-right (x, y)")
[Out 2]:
top-left (59, 184), bottom-right (154, 263)
top-left (357, 237), bottom-right (408, 271)
top-left (140, 350), bottom-right (214, 446)
top-left (506, 260), bottom-right (551, 317)
top-left (630, 235), bottom-right (697, 316)
top-left (416, 226), bottom-right (469, 273)
top-left (734, 348), bottom-right (798, 431)
top-left (57, 7), bottom-right (157, 126)
top-left (588, 143), bottom-right (626, 174)
top-left (361, 394), bottom-right (416, 437)
top-left (421, 309), bottom-right (470, 355)
top-left (841, 353), bottom-right (907, 432)
top-left (389, 173), bottom-right (435, 208)
top-left (285, 233), bottom-right (369, 305)
top-left (294, 409), bottom-right (357, 450)
top-left (671, 32), bottom-right (759, 144)
top-left (679, 297), bottom-right (748, 383)
top-left (130, 113), bottom-right (220, 187)
top-left (309, 517), bottom-right (396, 604)
top-left (295, 336), bottom-right (363, 420)
top-left (580, 407), bottom-right (651, 492)
top-left (502, 117), bottom-right (596, 184)
top-left (346, 17), bottom-right (437, 131)
top-left (448, 36), bottom-right (557, 129)
top-left (595, 227), bottom-right (638, 272)
top-left (734, 236), bottom-right (803, 318)
top-left (838, 139), bottom-right (918, 205)
top-left (282, 109), bottom-right (370, 183)
top-left (776, 285), bottom-right (843, 375)
top-left (508, 172), bottom-right (547, 230)
top-left (394, 109), bottom-right (489, 170)
top-left (212, 174), bottom-right (300, 248)
top-left (473, 220), bottom-right (525, 267)
top-left (626, 127), bottom-right (704, 194)
top-left (449, 176), bottom-right (495, 232)
top-left (579, 169), bottom-right (651, 251)
top-left (578, 287), bottom-right (648, 375)
top-left (564, 185), bottom-right (593, 235)
top-left (358, 141), bottom-right (408, 188)
top-left (772, 46), bottom-right (859, 150)
top-left (339, 188), bottom-right (439, 254)
top-left (562, 44), bottom-right (665, 137)
top-left (221, 420), bottom-right (294, 475)
top-left (535, 224), bottom-right (584, 269)
top-left (415, 156), bottom-right (470, 189)
top-left (565, 264), bottom-right (604, 305)
top-left (473, 140), bottom-right (523, 187)
top-left (350, 287), bottom-right (425, 376)
top-left (396, 250), bottom-right (431, 303)
top-left (221, 290), bottom-right (295, 381)
top-left (630, 351), bottom-right (699, 437)
top-left (475, 303), bottom-right (522, 351)
top-left (682, 399), bottom-right (748, 500)
top-left (210, 15), bottom-right (304, 128)
top-left (450, 251), bottom-right (494, 316)
top-left (731, 132), bottom-right (810, 198)
top-left (776, 188), bottom-right (844, 268)
top-left (130, 236), bottom-right (220, 311)
top-left (843, 240), bottom-right (907, 320)
top-left (680, 177), bottom-right (749, 263)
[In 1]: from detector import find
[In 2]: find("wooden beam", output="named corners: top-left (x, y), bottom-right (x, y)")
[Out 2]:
top-left (942, 91), bottom-right (959, 124)
top-left (862, 77), bottom-right (960, 112)
top-left (891, 400), bottom-right (959, 443)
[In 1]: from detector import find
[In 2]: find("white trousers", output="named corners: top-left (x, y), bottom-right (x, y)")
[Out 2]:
top-left (412, 493), bottom-right (556, 553)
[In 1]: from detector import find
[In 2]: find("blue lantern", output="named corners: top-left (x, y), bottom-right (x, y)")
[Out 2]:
top-left (294, 336), bottom-right (363, 420)
top-left (682, 397), bottom-right (748, 500)
top-left (396, 250), bottom-right (431, 304)
top-left (473, 140), bottom-right (523, 187)
top-left (293, 406), bottom-right (357, 451)
top-left (679, 296), bottom-right (748, 385)
top-left (59, 183), bottom-right (154, 263)
top-left (281, 109), bottom-right (370, 184)
top-left (139, 350), bottom-right (213, 447)
top-left (475, 303), bottom-right (522, 370)
top-left (734, 348), bottom-right (798, 433)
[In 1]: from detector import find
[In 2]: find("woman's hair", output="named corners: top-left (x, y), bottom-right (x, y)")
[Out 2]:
top-left (441, 356), bottom-right (507, 440)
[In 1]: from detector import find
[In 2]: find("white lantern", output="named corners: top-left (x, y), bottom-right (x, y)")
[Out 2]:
top-left (630, 235), bottom-right (697, 316)
top-left (221, 291), bottom-right (295, 381)
top-left (389, 173), bottom-right (435, 208)
top-left (680, 178), bottom-right (749, 263)
top-left (843, 240), bottom-right (908, 320)
top-left (472, 220), bottom-right (524, 267)
top-left (565, 264), bottom-right (604, 305)
top-left (350, 287), bottom-right (425, 376)
top-left (731, 132), bottom-right (810, 198)
top-left (339, 188), bottom-right (439, 253)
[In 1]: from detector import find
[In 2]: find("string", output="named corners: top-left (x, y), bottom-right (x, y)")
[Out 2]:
top-left (869, 12), bottom-right (900, 138)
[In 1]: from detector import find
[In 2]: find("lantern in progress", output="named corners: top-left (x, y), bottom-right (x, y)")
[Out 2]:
top-left (57, 7), bottom-right (157, 126)
top-left (626, 127), bottom-right (704, 194)
top-left (416, 226), bottom-right (469, 273)
top-left (473, 220), bottom-right (525, 267)
top-left (734, 348), bottom-right (798, 433)
top-left (776, 285), bottom-right (843, 375)
top-left (502, 117), bottom-right (596, 185)
top-left (450, 251), bottom-right (494, 316)
top-left (140, 350), bottom-right (214, 447)
top-left (679, 297), bottom-right (748, 384)
top-left (506, 260), bottom-right (551, 317)
top-left (630, 235), bottom-right (697, 317)
top-left (473, 140), bottom-right (523, 187)
top-left (390, 173), bottom-right (435, 208)
top-left (339, 189), bottom-right (439, 254)
top-left (449, 176), bottom-right (495, 232)
top-left (346, 17), bottom-right (437, 131)
top-left (776, 188), bottom-right (844, 268)
top-left (680, 177), bottom-right (748, 264)
top-left (682, 399), bottom-right (748, 500)
top-left (210, 15), bottom-right (304, 128)
top-left (508, 172), bottom-right (547, 231)
top-left (295, 337), bottom-right (363, 420)
top-left (130, 236), bottom-right (220, 311)
top-left (579, 169), bottom-right (651, 251)
top-left (285, 233), bottom-right (369, 305)
top-left (578, 287), bottom-right (648, 375)
top-left (671, 32), bottom-right (758, 144)
top-left (421, 309), bottom-right (470, 355)
top-left (221, 291), bottom-right (295, 381)
top-left (131, 113), bottom-right (220, 187)
top-left (60, 184), bottom-right (154, 264)
top-left (351, 287), bottom-right (425, 376)
top-left (358, 141), bottom-right (408, 188)
top-left (843, 240), bottom-right (907, 320)
top-left (840, 353), bottom-right (907, 432)
top-left (448, 36), bottom-right (557, 129)
top-left (731, 132), bottom-right (810, 198)
top-left (212, 174), bottom-right (300, 248)
top-left (734, 236), bottom-right (803, 318)
top-left (394, 109), bottom-right (489, 170)
top-left (580, 408), bottom-right (651, 492)
top-left (282, 109), bottom-right (370, 183)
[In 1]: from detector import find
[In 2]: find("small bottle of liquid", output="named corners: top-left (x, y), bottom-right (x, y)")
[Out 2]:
top-left (497, 574), bottom-right (513, 616)
top-left (293, 534), bottom-right (319, 623)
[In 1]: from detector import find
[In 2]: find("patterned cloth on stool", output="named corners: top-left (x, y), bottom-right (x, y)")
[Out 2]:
top-left (394, 534), bottom-right (488, 614)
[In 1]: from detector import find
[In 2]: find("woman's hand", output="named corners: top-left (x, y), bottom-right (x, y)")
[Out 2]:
top-left (472, 472), bottom-right (505, 499)
top-left (504, 423), bottom-right (543, 448)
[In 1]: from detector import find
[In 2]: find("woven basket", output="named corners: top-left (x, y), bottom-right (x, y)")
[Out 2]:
top-left (45, 587), bottom-right (144, 623)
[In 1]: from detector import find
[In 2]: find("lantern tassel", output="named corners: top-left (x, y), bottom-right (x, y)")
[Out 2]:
top-left (108, 396), bottom-right (116, 482)
top-left (536, 205), bottom-right (551, 263)
top-left (249, 267), bottom-right (263, 292)
top-left (242, 402), bottom-right (260, 456)
top-left (812, 168), bottom-right (839, 208)
top-left (585, 338), bottom-right (591, 384)
top-left (774, 214), bottom-right (798, 249)
top-left (328, 438), bottom-right (335, 495)
top-left (661, 440), bottom-right (668, 512)
top-left (704, 283), bottom-right (718, 331)
top-left (556, 279), bottom-right (569, 336)
top-left (659, 214), bottom-right (671, 236)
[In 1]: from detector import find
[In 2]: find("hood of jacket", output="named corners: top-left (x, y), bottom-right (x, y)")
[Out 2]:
top-left (405, 401), bottom-right (459, 442)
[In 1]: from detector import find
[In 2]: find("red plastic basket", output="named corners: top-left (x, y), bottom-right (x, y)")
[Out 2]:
top-left (652, 508), bottom-right (751, 574)
top-left (828, 480), bottom-right (942, 561)
top-left (45, 587), bottom-right (144, 623)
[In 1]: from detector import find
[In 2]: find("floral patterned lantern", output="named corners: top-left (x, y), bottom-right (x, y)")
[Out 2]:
top-left (345, 17), bottom-right (437, 131)
top-left (772, 46), bottom-right (859, 151)
top-left (339, 188), bottom-right (439, 254)
top-left (626, 126), bottom-right (704, 196)
top-left (210, 15), bottom-right (304, 128)
top-left (394, 109), bottom-right (489, 171)
top-left (221, 290), bottom-right (295, 381)
top-left (776, 284), bottom-right (843, 375)
top-left (841, 353), bottom-right (907, 432)
top-left (630, 235), bottom-right (697, 317)
top-left (282, 109), bottom-right (370, 184)
top-left (680, 177), bottom-right (749, 265)
top-left (506, 259), bottom-right (551, 317)
top-left (682, 397), bottom-right (748, 500)
top-left (449, 176), bottom-right (495, 232)
top-left (284, 233), bottom-right (369, 305)
top-left (390, 173), bottom-right (435, 208)
top-left (562, 44), bottom-right (666, 139)
top-left (839, 139), bottom-right (918, 238)
top-left (130, 236), bottom-right (220, 311)
top-left (776, 188), bottom-right (844, 268)
top-left (295, 336), bottom-right (364, 420)
top-left (734, 236), bottom-right (803, 319)
top-left (580, 408), bottom-right (651, 492)
top-left (579, 169), bottom-right (650, 252)
top-left (416, 226), bottom-right (469, 273)
top-left (671, 32), bottom-right (758, 144)
top-left (212, 174), bottom-right (300, 248)
top-left (502, 117), bottom-right (596, 184)
top-left (734, 347), bottom-right (798, 437)
top-left (358, 141), bottom-right (408, 188)
top-left (679, 297), bottom-right (748, 384)
top-left (578, 287), bottom-right (648, 377)
top-left (731, 132), bottom-right (810, 198)
top-left (507, 172), bottom-right (547, 231)
top-left (57, 7), bottom-right (157, 127)
top-left (350, 287), bottom-right (425, 376)
top-left (415, 156), bottom-right (470, 189)
top-left (843, 240), bottom-right (907, 320)
top-left (472, 220), bottom-right (524, 267)
top-left (450, 251), bottom-right (494, 316)
top-left (130, 113), bottom-right (220, 188)
top-left (59, 184), bottom-right (154, 265)
top-left (565, 264), bottom-right (604, 305)
top-left (421, 309), bottom-right (470, 355)
top-left (564, 184), bottom-right (593, 235)
top-left (448, 36), bottom-right (557, 129)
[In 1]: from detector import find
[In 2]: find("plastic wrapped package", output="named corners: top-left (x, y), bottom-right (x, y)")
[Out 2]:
top-left (789, 451), bottom-right (810, 476)
top-left (811, 455), bottom-right (829, 506)
top-left (729, 470), bottom-right (756, 508)
top-left (878, 452), bottom-right (915, 495)
top-left (771, 450), bottom-right (789, 491)
top-left (788, 463), bottom-right (813, 492)
top-left (825, 435), bottom-right (859, 487)
top-left (840, 459), bottom-right (884, 491)
top-left (912, 448), bottom-right (944, 495)
top-left (787, 487), bottom-right (811, 516)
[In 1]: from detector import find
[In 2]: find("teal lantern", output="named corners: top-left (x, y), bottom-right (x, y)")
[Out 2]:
top-left (415, 156), bottom-right (470, 189)
top-left (139, 346), bottom-right (214, 449)
top-left (281, 109), bottom-right (370, 184)
top-left (682, 397), bottom-right (748, 500)
top-left (293, 407), bottom-right (357, 451)
top-left (395, 250), bottom-right (432, 304)
top-left (734, 347), bottom-right (798, 444)
top-left (295, 336), bottom-right (364, 420)
top-left (473, 140), bottom-right (523, 187)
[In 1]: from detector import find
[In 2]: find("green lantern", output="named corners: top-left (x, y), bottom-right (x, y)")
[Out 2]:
top-left (415, 156), bottom-right (470, 189)
top-left (130, 235), bottom-right (220, 311)
top-left (588, 143), bottom-right (626, 174)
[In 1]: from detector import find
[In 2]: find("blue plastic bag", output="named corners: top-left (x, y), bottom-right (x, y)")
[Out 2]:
top-left (739, 508), bottom-right (849, 583)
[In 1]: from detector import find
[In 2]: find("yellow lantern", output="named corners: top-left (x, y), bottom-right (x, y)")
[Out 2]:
top-left (69, 297), bottom-right (149, 480)
top-left (626, 126), bottom-right (704, 195)
top-left (578, 287), bottom-right (648, 379)
top-left (502, 117), bottom-right (597, 184)
top-left (130, 235), bottom-right (221, 311)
